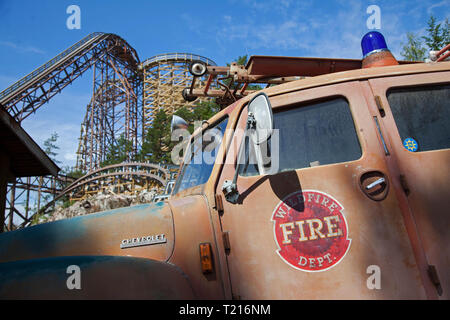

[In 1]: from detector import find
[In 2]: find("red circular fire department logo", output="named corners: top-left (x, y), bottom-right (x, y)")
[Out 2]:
top-left (271, 190), bottom-right (351, 272)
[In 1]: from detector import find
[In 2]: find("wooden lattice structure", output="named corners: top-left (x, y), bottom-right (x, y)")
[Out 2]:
top-left (76, 57), bottom-right (141, 172)
top-left (21, 162), bottom-right (170, 227)
top-left (140, 53), bottom-right (216, 130)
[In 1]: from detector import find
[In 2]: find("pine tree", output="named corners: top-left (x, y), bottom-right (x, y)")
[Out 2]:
top-left (422, 15), bottom-right (447, 51)
top-left (139, 109), bottom-right (172, 164)
top-left (138, 101), bottom-right (221, 164)
top-left (101, 134), bottom-right (134, 167)
top-left (443, 18), bottom-right (450, 46)
top-left (401, 32), bottom-right (427, 61)
top-left (43, 132), bottom-right (61, 164)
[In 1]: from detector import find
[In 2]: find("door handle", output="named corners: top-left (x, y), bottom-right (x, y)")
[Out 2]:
top-left (359, 171), bottom-right (389, 201)
top-left (366, 177), bottom-right (386, 190)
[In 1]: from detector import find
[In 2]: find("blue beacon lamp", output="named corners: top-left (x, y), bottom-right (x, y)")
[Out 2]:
top-left (361, 31), bottom-right (389, 58)
top-left (361, 31), bottom-right (398, 68)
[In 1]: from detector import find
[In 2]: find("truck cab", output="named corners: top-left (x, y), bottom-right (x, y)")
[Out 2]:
top-left (0, 33), bottom-right (449, 300)
top-left (169, 56), bottom-right (450, 300)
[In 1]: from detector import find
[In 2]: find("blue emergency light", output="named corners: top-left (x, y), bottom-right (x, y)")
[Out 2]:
top-left (361, 31), bottom-right (389, 58)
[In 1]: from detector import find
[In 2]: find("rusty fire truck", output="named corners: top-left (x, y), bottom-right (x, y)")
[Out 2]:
top-left (0, 31), bottom-right (449, 300)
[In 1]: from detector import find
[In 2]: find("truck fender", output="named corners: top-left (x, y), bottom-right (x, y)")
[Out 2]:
top-left (0, 255), bottom-right (195, 299)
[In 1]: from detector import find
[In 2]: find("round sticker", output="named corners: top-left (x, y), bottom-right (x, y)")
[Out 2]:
top-left (403, 138), bottom-right (418, 152)
top-left (271, 190), bottom-right (351, 272)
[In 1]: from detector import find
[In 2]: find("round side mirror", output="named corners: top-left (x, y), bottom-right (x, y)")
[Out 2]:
top-left (182, 88), bottom-right (197, 102)
top-left (171, 115), bottom-right (188, 133)
top-left (247, 92), bottom-right (273, 145)
top-left (189, 61), bottom-right (207, 77)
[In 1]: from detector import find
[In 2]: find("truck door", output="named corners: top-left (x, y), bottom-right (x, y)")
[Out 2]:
top-left (216, 81), bottom-right (429, 299)
top-left (368, 71), bottom-right (450, 299)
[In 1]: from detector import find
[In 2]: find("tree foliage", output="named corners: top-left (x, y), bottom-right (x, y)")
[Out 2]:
top-left (101, 134), bottom-right (134, 167)
top-left (139, 100), bottom-right (220, 164)
top-left (138, 109), bottom-right (172, 164)
top-left (43, 132), bottom-right (61, 164)
top-left (401, 32), bottom-right (427, 61)
top-left (422, 16), bottom-right (448, 51)
top-left (401, 15), bottom-right (450, 61)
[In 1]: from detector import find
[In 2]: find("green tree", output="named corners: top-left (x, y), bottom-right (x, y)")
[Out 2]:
top-left (101, 134), bottom-right (134, 167)
top-left (401, 15), bottom-right (449, 61)
top-left (139, 101), bottom-right (221, 164)
top-left (138, 109), bottom-right (172, 164)
top-left (401, 32), bottom-right (427, 61)
top-left (422, 15), bottom-right (449, 51)
top-left (43, 132), bottom-right (61, 164)
top-left (443, 18), bottom-right (450, 46)
top-left (230, 55), bottom-right (248, 66)
top-left (61, 165), bottom-right (85, 179)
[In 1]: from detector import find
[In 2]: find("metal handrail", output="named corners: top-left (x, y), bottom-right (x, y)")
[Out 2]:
top-left (0, 32), bottom-right (105, 103)
top-left (141, 52), bottom-right (216, 69)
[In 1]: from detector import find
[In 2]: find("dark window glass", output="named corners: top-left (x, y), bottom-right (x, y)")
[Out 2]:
top-left (240, 97), bottom-right (362, 176)
top-left (387, 84), bottom-right (450, 152)
top-left (173, 117), bottom-right (228, 194)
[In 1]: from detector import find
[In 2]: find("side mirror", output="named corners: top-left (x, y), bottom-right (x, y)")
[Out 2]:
top-left (222, 92), bottom-right (274, 203)
top-left (171, 115), bottom-right (189, 133)
top-left (247, 93), bottom-right (273, 145)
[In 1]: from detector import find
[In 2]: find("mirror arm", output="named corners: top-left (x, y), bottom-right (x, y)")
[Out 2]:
top-left (222, 113), bottom-right (255, 204)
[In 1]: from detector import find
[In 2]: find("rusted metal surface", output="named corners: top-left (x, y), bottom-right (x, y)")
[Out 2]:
top-left (167, 195), bottom-right (226, 299)
top-left (246, 56), bottom-right (363, 77)
top-left (182, 56), bottom-right (419, 106)
top-left (1, 56), bottom-right (449, 299)
top-left (0, 202), bottom-right (174, 264)
top-left (0, 256), bottom-right (195, 299)
top-left (368, 71), bottom-right (450, 299)
top-left (201, 62), bottom-right (449, 299)
top-left (213, 81), bottom-right (428, 299)
top-left (436, 44), bottom-right (450, 62)
top-left (263, 61), bottom-right (450, 98)
top-left (362, 51), bottom-right (399, 68)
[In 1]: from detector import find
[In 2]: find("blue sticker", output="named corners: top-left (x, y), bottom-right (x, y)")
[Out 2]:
top-left (403, 138), bottom-right (418, 152)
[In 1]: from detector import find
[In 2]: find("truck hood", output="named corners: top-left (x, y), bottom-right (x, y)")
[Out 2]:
top-left (0, 202), bottom-right (174, 263)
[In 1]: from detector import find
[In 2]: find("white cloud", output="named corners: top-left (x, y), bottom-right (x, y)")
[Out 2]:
top-left (427, 0), bottom-right (450, 15)
top-left (216, 0), bottom-right (367, 58)
top-left (0, 41), bottom-right (46, 55)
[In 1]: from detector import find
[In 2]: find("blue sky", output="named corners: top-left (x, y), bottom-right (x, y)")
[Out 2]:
top-left (0, 0), bottom-right (448, 168)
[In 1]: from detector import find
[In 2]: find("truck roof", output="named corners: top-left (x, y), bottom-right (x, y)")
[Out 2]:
top-left (263, 59), bottom-right (450, 97)
top-left (193, 59), bottom-right (450, 138)
top-left (217, 60), bottom-right (450, 116)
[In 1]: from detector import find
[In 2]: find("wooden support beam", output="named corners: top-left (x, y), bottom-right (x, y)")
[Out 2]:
top-left (0, 152), bottom-right (12, 233)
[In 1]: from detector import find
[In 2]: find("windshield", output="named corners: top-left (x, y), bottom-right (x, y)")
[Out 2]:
top-left (172, 117), bottom-right (228, 194)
